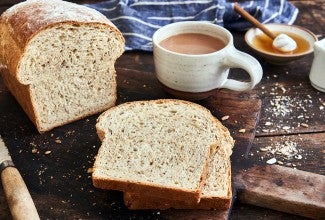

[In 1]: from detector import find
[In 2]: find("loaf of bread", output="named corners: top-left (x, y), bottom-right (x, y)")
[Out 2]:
top-left (0, 0), bottom-right (125, 132)
top-left (92, 99), bottom-right (234, 204)
top-left (124, 147), bottom-right (232, 210)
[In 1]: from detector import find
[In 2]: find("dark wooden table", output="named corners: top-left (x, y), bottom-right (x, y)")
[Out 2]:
top-left (0, 0), bottom-right (324, 219)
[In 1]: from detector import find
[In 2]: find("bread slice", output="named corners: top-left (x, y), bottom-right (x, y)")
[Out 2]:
top-left (124, 137), bottom-right (233, 210)
top-left (0, 0), bottom-right (125, 132)
top-left (92, 99), bottom-right (234, 203)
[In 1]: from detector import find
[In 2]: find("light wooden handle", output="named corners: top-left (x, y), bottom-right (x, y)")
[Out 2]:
top-left (1, 167), bottom-right (40, 220)
top-left (234, 3), bottom-right (276, 39)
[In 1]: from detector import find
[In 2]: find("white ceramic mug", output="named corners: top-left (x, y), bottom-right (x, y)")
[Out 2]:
top-left (309, 38), bottom-right (325, 92)
top-left (152, 21), bottom-right (263, 99)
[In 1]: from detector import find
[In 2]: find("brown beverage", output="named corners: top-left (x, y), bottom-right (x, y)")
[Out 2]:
top-left (159, 33), bottom-right (225, 55)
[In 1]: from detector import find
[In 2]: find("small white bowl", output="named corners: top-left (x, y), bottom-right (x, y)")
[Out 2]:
top-left (245, 23), bottom-right (318, 65)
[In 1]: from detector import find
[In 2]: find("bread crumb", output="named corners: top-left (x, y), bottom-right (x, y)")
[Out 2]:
top-left (295, 155), bottom-right (302, 159)
top-left (238, 129), bottom-right (246, 133)
top-left (300, 123), bottom-right (309, 128)
top-left (44, 150), bottom-right (51, 155)
top-left (87, 168), bottom-right (93, 173)
top-left (266, 158), bottom-right (277, 164)
top-left (221, 115), bottom-right (229, 121)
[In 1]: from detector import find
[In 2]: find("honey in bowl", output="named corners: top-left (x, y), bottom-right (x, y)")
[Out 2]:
top-left (252, 32), bottom-right (310, 55)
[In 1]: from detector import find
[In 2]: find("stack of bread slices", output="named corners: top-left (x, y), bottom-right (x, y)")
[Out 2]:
top-left (92, 99), bottom-right (234, 210)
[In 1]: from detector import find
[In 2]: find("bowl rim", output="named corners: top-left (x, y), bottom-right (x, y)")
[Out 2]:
top-left (245, 23), bottom-right (318, 58)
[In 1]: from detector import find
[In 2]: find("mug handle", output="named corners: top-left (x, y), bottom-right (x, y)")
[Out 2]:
top-left (221, 47), bottom-right (263, 91)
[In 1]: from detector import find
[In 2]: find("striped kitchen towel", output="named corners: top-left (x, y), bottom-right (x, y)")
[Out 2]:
top-left (85, 0), bottom-right (298, 51)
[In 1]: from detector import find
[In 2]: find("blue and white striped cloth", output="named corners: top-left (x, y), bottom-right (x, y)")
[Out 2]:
top-left (85, 0), bottom-right (299, 51)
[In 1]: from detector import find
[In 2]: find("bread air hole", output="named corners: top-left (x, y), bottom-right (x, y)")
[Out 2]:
top-left (60, 60), bottom-right (67, 68)
top-left (167, 128), bottom-right (175, 133)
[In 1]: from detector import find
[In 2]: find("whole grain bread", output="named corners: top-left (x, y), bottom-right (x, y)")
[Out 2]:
top-left (92, 99), bottom-right (234, 203)
top-left (0, 0), bottom-right (125, 132)
top-left (124, 147), bottom-right (233, 210)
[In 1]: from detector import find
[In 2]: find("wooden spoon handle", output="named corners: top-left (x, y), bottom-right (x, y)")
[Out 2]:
top-left (234, 3), bottom-right (277, 39)
top-left (1, 167), bottom-right (40, 220)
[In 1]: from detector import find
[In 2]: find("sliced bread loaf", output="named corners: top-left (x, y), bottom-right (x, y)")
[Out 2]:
top-left (92, 99), bottom-right (234, 203)
top-left (0, 0), bottom-right (125, 132)
top-left (124, 135), bottom-right (233, 210)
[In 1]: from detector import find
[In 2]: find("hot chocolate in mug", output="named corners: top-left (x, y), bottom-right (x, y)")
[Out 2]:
top-left (152, 21), bottom-right (263, 100)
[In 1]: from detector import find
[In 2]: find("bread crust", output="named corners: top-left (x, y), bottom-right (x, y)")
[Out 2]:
top-left (0, 68), bottom-right (38, 127)
top-left (123, 159), bottom-right (232, 210)
top-left (93, 176), bottom-right (202, 203)
top-left (124, 187), bottom-right (231, 210)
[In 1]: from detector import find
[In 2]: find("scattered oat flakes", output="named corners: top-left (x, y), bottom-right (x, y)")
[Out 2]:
top-left (295, 155), bottom-right (303, 160)
top-left (265, 122), bottom-right (272, 126)
top-left (55, 139), bottom-right (62, 144)
top-left (259, 147), bottom-right (268, 152)
top-left (221, 115), bottom-right (230, 121)
top-left (257, 140), bottom-right (304, 165)
top-left (44, 150), bottom-right (51, 155)
top-left (282, 126), bottom-right (290, 130)
top-left (301, 123), bottom-right (309, 128)
top-left (238, 129), bottom-right (246, 133)
top-left (280, 86), bottom-right (286, 93)
top-left (266, 158), bottom-right (277, 164)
